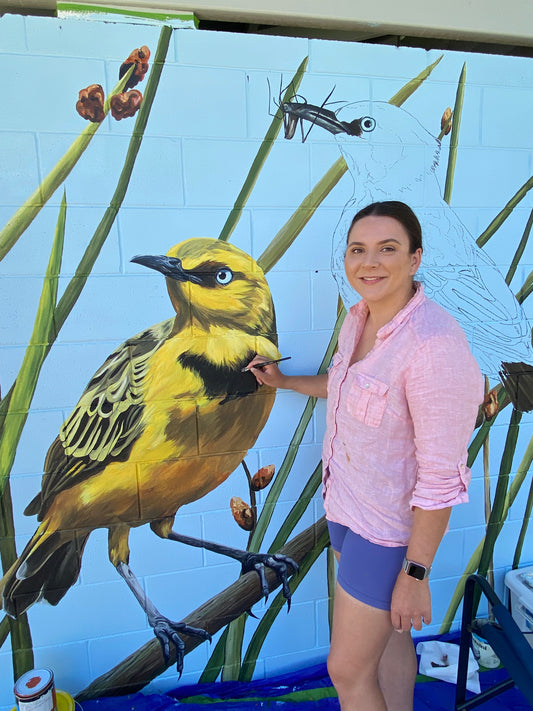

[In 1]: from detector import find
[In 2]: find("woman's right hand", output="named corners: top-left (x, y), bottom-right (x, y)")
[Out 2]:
top-left (245, 357), bottom-right (328, 398)
top-left (246, 356), bottom-right (288, 389)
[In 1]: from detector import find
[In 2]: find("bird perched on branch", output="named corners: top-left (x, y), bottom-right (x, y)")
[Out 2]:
top-left (0, 237), bottom-right (296, 673)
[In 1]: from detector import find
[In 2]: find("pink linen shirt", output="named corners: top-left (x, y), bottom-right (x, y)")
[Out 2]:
top-left (322, 284), bottom-right (484, 547)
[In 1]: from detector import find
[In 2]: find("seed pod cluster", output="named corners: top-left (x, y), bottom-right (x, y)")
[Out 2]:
top-left (76, 46), bottom-right (150, 123)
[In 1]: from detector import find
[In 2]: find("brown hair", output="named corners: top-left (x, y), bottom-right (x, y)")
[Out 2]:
top-left (348, 201), bottom-right (423, 254)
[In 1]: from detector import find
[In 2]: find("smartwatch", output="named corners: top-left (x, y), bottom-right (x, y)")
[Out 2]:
top-left (402, 557), bottom-right (431, 581)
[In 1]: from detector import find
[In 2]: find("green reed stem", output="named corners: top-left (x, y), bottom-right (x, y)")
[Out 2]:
top-left (219, 57), bottom-right (309, 243)
top-left (0, 193), bottom-right (66, 500)
top-left (477, 175), bottom-right (533, 248)
top-left (506, 208), bottom-right (533, 286)
top-left (512, 474), bottom-right (533, 569)
top-left (443, 63), bottom-right (466, 205)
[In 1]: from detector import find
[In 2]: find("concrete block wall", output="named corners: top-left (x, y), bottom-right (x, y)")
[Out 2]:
top-left (0, 11), bottom-right (532, 706)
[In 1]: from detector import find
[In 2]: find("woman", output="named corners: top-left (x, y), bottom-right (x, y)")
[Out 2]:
top-left (248, 201), bottom-right (483, 711)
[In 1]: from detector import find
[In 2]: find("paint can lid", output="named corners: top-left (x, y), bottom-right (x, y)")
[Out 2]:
top-left (14, 668), bottom-right (54, 698)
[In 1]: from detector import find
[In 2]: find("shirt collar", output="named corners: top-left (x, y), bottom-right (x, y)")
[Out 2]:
top-left (350, 282), bottom-right (425, 340)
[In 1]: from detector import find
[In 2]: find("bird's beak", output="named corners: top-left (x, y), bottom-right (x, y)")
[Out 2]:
top-left (131, 254), bottom-right (192, 282)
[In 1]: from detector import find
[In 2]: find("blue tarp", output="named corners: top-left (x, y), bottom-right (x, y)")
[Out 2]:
top-left (80, 640), bottom-right (532, 711)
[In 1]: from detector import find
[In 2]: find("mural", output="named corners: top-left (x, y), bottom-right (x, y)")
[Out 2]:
top-left (0, 12), bottom-right (532, 708)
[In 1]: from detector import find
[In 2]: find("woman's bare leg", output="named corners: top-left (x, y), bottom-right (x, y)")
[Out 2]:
top-left (378, 630), bottom-right (417, 711)
top-left (327, 583), bottom-right (394, 711)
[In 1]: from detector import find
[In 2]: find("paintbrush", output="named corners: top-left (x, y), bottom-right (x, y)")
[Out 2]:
top-left (241, 356), bottom-right (291, 373)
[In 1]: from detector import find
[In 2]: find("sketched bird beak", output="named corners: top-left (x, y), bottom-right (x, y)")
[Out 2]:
top-left (131, 254), bottom-right (198, 283)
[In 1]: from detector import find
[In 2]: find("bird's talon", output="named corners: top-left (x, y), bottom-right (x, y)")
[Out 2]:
top-left (243, 552), bottom-right (297, 604)
top-left (150, 616), bottom-right (209, 672)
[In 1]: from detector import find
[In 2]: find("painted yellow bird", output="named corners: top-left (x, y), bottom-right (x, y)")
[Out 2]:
top-left (0, 237), bottom-right (297, 671)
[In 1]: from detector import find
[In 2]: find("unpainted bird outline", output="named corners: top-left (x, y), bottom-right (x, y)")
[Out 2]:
top-left (277, 90), bottom-right (533, 410)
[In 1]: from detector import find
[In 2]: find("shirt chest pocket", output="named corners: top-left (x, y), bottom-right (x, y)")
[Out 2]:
top-left (346, 374), bottom-right (389, 427)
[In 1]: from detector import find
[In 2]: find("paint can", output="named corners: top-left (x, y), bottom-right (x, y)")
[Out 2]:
top-left (14, 668), bottom-right (57, 711)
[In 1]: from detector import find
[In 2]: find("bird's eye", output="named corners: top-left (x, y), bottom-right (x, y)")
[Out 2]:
top-left (216, 268), bottom-right (233, 285)
top-left (360, 117), bottom-right (376, 132)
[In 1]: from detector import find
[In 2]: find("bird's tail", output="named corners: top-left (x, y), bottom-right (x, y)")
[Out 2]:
top-left (0, 524), bottom-right (89, 618)
top-left (499, 362), bottom-right (533, 412)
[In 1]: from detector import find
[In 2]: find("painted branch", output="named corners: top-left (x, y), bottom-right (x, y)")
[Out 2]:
top-left (76, 516), bottom-right (328, 701)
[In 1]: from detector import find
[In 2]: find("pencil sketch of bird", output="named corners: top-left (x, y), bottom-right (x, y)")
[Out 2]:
top-left (0, 237), bottom-right (297, 672)
top-left (320, 99), bottom-right (533, 411)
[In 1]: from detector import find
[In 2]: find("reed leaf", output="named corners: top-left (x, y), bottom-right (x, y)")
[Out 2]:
top-left (439, 537), bottom-right (485, 634)
top-left (0, 192), bottom-right (66, 500)
top-left (0, 616), bottom-right (9, 650)
top-left (239, 525), bottom-right (330, 682)
top-left (388, 55), bottom-right (443, 107)
top-left (515, 268), bottom-right (533, 305)
top-left (512, 474), bottom-right (533, 569)
top-left (258, 158), bottom-right (347, 272)
top-left (443, 63), bottom-right (466, 205)
top-left (477, 409), bottom-right (522, 583)
top-left (477, 175), bottom-right (533, 249)
top-left (221, 614), bottom-right (246, 681)
top-left (199, 627), bottom-right (229, 683)
top-left (219, 57), bottom-right (309, 243)
top-left (0, 482), bottom-right (33, 673)
top-left (0, 65), bottom-right (134, 263)
top-left (506, 209), bottom-right (533, 285)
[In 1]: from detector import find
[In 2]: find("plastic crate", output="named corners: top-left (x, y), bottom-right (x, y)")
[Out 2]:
top-left (505, 565), bottom-right (533, 648)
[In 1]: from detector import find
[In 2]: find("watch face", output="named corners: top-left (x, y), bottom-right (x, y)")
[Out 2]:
top-left (409, 563), bottom-right (426, 580)
top-left (403, 558), bottom-right (428, 580)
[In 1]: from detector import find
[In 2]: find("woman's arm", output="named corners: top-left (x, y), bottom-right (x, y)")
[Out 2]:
top-left (390, 506), bottom-right (451, 633)
top-left (246, 356), bottom-right (328, 399)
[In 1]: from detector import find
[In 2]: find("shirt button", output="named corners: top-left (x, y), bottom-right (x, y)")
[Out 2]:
top-left (365, 383), bottom-right (370, 389)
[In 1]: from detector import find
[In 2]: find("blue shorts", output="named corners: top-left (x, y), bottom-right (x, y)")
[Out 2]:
top-left (327, 520), bottom-right (407, 611)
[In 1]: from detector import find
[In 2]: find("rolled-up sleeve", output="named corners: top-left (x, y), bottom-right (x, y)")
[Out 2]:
top-left (406, 333), bottom-right (484, 510)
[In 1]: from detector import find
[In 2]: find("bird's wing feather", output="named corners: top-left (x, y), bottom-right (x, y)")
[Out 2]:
top-left (30, 319), bottom-right (174, 517)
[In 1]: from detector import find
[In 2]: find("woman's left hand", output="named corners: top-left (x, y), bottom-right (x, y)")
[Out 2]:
top-left (390, 572), bottom-right (431, 632)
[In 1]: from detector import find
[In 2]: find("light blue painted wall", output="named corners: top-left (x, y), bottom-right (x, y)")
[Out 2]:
top-left (0, 12), bottom-right (532, 707)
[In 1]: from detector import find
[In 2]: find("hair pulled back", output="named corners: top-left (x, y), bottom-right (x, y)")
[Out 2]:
top-left (348, 201), bottom-right (423, 254)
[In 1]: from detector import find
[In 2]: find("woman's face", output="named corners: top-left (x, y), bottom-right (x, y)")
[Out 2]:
top-left (344, 215), bottom-right (422, 311)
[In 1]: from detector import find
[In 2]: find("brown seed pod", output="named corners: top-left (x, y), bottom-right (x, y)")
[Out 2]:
top-left (76, 84), bottom-right (105, 123)
top-left (482, 388), bottom-right (499, 420)
top-left (441, 107), bottom-right (452, 135)
top-left (119, 45), bottom-right (151, 90)
top-left (230, 496), bottom-right (255, 531)
top-left (251, 464), bottom-right (275, 491)
top-left (110, 90), bottom-right (143, 121)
